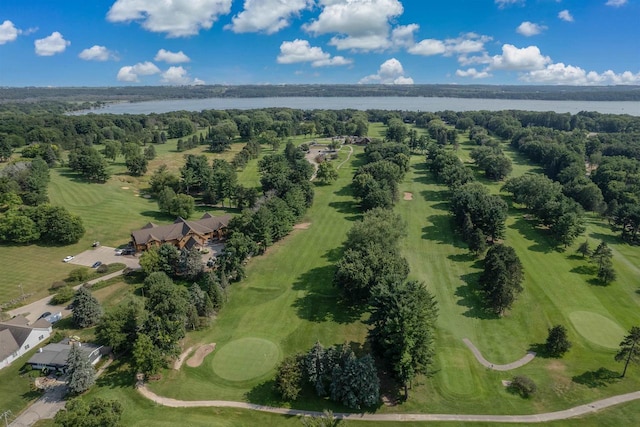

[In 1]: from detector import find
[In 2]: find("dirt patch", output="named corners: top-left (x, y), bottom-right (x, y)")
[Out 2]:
top-left (501, 380), bottom-right (512, 387)
top-left (186, 343), bottom-right (216, 368)
top-left (121, 186), bottom-right (130, 190)
top-left (293, 222), bottom-right (311, 230)
top-left (403, 192), bottom-right (413, 201)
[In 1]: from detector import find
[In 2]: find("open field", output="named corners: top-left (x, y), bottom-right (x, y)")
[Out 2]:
top-left (144, 134), bottom-right (640, 421)
top-left (4, 124), bottom-right (640, 425)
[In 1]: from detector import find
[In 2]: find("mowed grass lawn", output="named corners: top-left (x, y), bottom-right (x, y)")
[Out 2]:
top-left (149, 144), bottom-right (368, 407)
top-left (394, 142), bottom-right (640, 416)
top-left (149, 135), bottom-right (640, 421)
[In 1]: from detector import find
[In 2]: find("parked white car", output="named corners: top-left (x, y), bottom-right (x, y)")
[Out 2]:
top-left (63, 256), bottom-right (74, 263)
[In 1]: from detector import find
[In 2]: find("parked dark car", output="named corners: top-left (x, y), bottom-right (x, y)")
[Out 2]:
top-left (91, 261), bottom-right (102, 268)
top-left (38, 311), bottom-right (51, 320)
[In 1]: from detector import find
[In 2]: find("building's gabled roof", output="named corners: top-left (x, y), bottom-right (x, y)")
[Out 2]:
top-left (131, 213), bottom-right (233, 247)
top-left (0, 316), bottom-right (52, 361)
top-left (0, 329), bottom-right (19, 361)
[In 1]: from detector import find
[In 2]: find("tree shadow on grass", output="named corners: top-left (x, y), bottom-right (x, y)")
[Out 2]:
top-left (422, 215), bottom-right (465, 249)
top-left (509, 217), bottom-right (555, 253)
top-left (455, 271), bottom-right (499, 320)
top-left (448, 252), bottom-right (476, 263)
top-left (572, 368), bottom-right (621, 388)
top-left (588, 232), bottom-right (621, 246)
top-left (328, 201), bottom-right (361, 222)
top-left (527, 343), bottom-right (551, 358)
top-left (419, 188), bottom-right (450, 206)
top-left (245, 379), bottom-right (284, 407)
top-left (139, 210), bottom-right (176, 222)
top-left (292, 265), bottom-right (365, 324)
top-left (95, 360), bottom-right (135, 389)
top-left (570, 264), bottom-right (597, 276)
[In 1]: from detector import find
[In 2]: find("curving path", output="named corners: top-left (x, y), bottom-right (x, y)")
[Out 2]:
top-left (463, 338), bottom-right (536, 371)
top-left (137, 384), bottom-right (640, 423)
top-left (336, 145), bottom-right (354, 170)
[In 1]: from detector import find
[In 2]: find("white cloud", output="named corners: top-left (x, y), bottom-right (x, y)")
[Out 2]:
top-left (161, 66), bottom-right (202, 85)
top-left (391, 24), bottom-right (419, 48)
top-left (117, 61), bottom-right (161, 82)
top-left (107, 0), bottom-right (232, 37)
top-left (226, 0), bottom-right (311, 34)
top-left (523, 63), bottom-right (640, 85)
top-left (516, 21), bottom-right (547, 36)
top-left (408, 39), bottom-right (446, 56)
top-left (490, 44), bottom-right (550, 70)
top-left (0, 20), bottom-right (20, 45)
top-left (304, 0), bottom-right (404, 51)
top-left (359, 58), bottom-right (413, 84)
top-left (495, 0), bottom-right (524, 9)
top-left (34, 32), bottom-right (70, 56)
top-left (79, 45), bottom-right (116, 61)
top-left (558, 10), bottom-right (574, 22)
top-left (277, 39), bottom-right (352, 67)
top-left (605, 0), bottom-right (627, 7)
top-left (409, 33), bottom-right (490, 57)
top-left (154, 49), bottom-right (190, 63)
top-left (456, 68), bottom-right (492, 79)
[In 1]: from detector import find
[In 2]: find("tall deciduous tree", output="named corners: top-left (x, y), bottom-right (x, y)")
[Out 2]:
top-left (66, 344), bottom-right (95, 394)
top-left (615, 326), bottom-right (640, 378)
top-left (368, 280), bottom-right (438, 400)
top-left (54, 397), bottom-right (123, 427)
top-left (478, 245), bottom-right (524, 316)
top-left (316, 161), bottom-right (338, 185)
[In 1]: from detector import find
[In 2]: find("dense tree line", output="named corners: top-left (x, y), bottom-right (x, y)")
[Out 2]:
top-left (503, 174), bottom-right (585, 247)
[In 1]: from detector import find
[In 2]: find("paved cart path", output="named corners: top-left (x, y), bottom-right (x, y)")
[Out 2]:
top-left (137, 384), bottom-right (640, 423)
top-left (463, 338), bottom-right (536, 371)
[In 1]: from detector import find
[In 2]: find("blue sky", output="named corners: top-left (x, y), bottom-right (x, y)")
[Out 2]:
top-left (0, 0), bottom-right (638, 87)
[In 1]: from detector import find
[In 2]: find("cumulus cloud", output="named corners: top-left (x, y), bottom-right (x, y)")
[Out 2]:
top-left (79, 45), bottom-right (116, 61)
top-left (359, 58), bottom-right (413, 84)
top-left (0, 20), bottom-right (20, 45)
top-left (523, 63), bottom-right (640, 85)
top-left (277, 39), bottom-right (352, 67)
top-left (408, 39), bottom-right (446, 56)
top-left (304, 0), bottom-right (404, 51)
top-left (495, 0), bottom-right (524, 8)
top-left (605, 0), bottom-right (627, 7)
top-left (456, 68), bottom-right (492, 79)
top-left (490, 44), bottom-right (550, 70)
top-left (34, 32), bottom-right (70, 56)
top-left (226, 0), bottom-right (311, 34)
top-left (391, 24), bottom-right (419, 48)
top-left (516, 21), bottom-right (547, 36)
top-left (117, 61), bottom-right (161, 82)
top-left (409, 33), bottom-right (490, 57)
top-left (558, 10), bottom-right (574, 22)
top-left (161, 66), bottom-right (203, 85)
top-left (154, 49), bottom-right (190, 63)
top-left (107, 0), bottom-right (232, 37)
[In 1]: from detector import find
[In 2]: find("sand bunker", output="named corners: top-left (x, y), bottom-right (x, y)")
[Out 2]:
top-left (186, 343), bottom-right (216, 368)
top-left (293, 222), bottom-right (311, 230)
top-left (121, 186), bottom-right (130, 190)
top-left (173, 346), bottom-right (194, 370)
top-left (403, 192), bottom-right (413, 201)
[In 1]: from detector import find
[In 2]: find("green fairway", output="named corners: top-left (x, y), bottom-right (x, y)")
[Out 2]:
top-left (569, 311), bottom-right (627, 350)
top-left (212, 338), bottom-right (281, 382)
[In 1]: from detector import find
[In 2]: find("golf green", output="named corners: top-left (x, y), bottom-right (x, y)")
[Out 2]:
top-left (569, 311), bottom-right (627, 349)
top-left (212, 338), bottom-right (280, 382)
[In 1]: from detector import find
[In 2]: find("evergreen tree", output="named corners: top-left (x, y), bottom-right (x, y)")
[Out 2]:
top-left (66, 344), bottom-right (95, 394)
top-left (545, 325), bottom-right (572, 357)
top-left (72, 287), bottom-right (103, 328)
top-left (615, 326), bottom-right (640, 378)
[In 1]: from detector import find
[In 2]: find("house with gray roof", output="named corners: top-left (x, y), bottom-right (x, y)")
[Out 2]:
top-left (27, 338), bottom-right (106, 373)
top-left (0, 316), bottom-right (52, 370)
top-left (131, 212), bottom-right (232, 252)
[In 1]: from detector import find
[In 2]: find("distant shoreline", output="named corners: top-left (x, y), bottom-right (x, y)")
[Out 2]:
top-left (3, 84), bottom-right (640, 104)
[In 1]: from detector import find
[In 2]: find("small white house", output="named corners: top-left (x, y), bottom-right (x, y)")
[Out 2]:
top-left (0, 316), bottom-right (52, 370)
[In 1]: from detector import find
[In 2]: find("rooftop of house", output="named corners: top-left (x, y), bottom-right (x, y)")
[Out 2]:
top-left (0, 316), bottom-right (52, 361)
top-left (27, 338), bottom-right (104, 368)
top-left (131, 212), bottom-right (232, 246)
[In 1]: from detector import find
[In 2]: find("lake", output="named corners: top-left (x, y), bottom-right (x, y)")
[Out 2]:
top-left (76, 96), bottom-right (640, 116)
